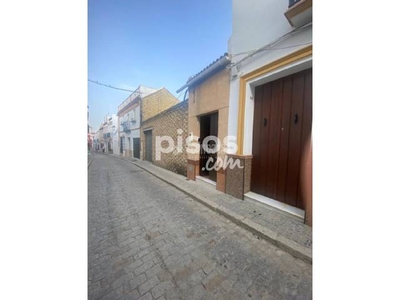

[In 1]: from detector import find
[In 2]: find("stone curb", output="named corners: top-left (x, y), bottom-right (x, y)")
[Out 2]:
top-left (88, 153), bottom-right (94, 169)
top-left (106, 154), bottom-right (312, 264)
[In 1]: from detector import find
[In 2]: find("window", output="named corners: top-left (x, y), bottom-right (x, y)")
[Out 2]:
top-left (131, 109), bottom-right (136, 121)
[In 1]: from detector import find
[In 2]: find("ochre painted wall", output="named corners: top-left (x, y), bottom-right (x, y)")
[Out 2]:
top-left (188, 68), bottom-right (230, 161)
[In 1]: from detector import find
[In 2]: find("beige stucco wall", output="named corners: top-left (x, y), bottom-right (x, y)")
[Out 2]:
top-left (188, 68), bottom-right (230, 161)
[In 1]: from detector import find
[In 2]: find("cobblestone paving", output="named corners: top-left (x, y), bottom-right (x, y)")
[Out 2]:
top-left (133, 159), bottom-right (312, 250)
top-left (89, 153), bottom-right (312, 300)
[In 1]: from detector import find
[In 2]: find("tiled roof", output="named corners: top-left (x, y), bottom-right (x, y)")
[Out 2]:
top-left (186, 53), bottom-right (230, 83)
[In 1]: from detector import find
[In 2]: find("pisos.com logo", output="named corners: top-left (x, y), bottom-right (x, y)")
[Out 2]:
top-left (154, 129), bottom-right (243, 171)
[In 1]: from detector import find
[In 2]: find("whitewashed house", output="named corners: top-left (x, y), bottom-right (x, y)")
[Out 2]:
top-left (93, 130), bottom-right (100, 151)
top-left (118, 86), bottom-right (158, 158)
top-left (117, 85), bottom-right (178, 159)
top-left (106, 114), bottom-right (119, 154)
top-left (96, 114), bottom-right (119, 154)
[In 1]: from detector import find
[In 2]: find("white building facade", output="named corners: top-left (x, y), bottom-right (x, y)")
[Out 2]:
top-left (93, 130), bottom-right (100, 151)
top-left (118, 86), bottom-right (158, 158)
top-left (102, 114), bottom-right (119, 154)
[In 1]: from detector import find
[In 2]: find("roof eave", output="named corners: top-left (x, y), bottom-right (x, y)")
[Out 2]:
top-left (176, 55), bottom-right (231, 93)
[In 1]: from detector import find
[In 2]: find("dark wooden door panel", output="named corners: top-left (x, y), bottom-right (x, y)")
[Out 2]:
top-left (276, 76), bottom-right (293, 203)
top-left (259, 82), bottom-right (272, 196)
top-left (284, 71), bottom-right (305, 207)
top-left (265, 79), bottom-right (283, 199)
top-left (250, 86), bottom-right (264, 194)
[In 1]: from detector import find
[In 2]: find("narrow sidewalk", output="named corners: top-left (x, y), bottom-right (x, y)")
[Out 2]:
top-left (88, 152), bottom-right (94, 168)
top-left (111, 154), bottom-right (312, 263)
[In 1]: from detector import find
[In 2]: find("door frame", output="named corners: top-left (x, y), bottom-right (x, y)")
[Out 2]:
top-left (237, 47), bottom-right (312, 155)
top-left (240, 55), bottom-right (313, 223)
top-left (249, 69), bottom-right (311, 210)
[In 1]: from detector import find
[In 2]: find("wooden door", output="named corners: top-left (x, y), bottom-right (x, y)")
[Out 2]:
top-left (251, 68), bottom-right (312, 209)
top-left (145, 131), bottom-right (152, 162)
top-left (133, 138), bottom-right (140, 159)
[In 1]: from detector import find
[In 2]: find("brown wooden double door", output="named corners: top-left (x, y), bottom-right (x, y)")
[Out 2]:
top-left (251, 68), bottom-right (312, 209)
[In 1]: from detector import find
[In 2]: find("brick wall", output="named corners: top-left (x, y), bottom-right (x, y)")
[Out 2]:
top-left (141, 100), bottom-right (188, 176)
top-left (141, 88), bottom-right (180, 122)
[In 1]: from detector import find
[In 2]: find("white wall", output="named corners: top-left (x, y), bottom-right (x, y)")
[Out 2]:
top-left (111, 114), bottom-right (119, 154)
top-left (230, 0), bottom-right (293, 57)
top-left (120, 106), bottom-right (140, 129)
top-left (118, 85), bottom-right (157, 112)
top-left (119, 105), bottom-right (141, 154)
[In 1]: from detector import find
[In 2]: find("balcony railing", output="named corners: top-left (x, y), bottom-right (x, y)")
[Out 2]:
top-left (289, 0), bottom-right (302, 8)
top-left (121, 121), bottom-right (133, 132)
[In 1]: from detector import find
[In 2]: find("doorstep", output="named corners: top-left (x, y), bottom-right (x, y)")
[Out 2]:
top-left (108, 154), bottom-right (312, 264)
top-left (244, 192), bottom-right (305, 222)
top-left (196, 176), bottom-right (217, 187)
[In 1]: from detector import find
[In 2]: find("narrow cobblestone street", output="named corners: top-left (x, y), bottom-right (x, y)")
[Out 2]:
top-left (88, 153), bottom-right (312, 300)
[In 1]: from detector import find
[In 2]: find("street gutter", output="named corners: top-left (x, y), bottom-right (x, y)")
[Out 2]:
top-left (88, 153), bottom-right (94, 168)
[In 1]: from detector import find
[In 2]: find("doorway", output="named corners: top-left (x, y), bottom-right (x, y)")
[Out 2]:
top-left (133, 138), bottom-right (140, 159)
top-left (199, 112), bottom-right (218, 182)
top-left (251, 68), bottom-right (312, 210)
top-left (144, 130), bottom-right (153, 162)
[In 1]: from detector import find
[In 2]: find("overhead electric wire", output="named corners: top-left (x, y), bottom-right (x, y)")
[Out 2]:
top-left (88, 79), bottom-right (137, 92)
top-left (89, 79), bottom-right (184, 105)
top-left (229, 42), bottom-right (312, 57)
top-left (229, 22), bottom-right (312, 68)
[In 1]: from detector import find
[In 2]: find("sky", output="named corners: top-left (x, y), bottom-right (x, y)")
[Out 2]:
top-left (88, 0), bottom-right (232, 130)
